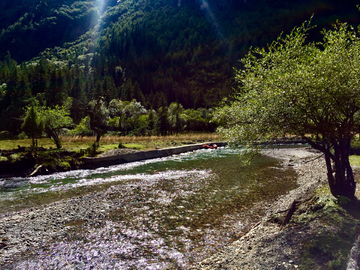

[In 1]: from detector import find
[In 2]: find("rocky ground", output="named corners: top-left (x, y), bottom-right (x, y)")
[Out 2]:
top-left (194, 148), bottom-right (360, 270)
top-left (0, 147), bottom-right (359, 269)
top-left (97, 148), bottom-right (141, 158)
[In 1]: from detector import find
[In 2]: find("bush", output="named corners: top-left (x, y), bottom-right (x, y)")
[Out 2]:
top-left (67, 116), bottom-right (93, 137)
top-left (86, 142), bottom-right (99, 157)
top-left (118, 141), bottom-right (125, 148)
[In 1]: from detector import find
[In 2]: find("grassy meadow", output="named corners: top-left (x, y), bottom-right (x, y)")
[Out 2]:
top-left (0, 133), bottom-right (221, 153)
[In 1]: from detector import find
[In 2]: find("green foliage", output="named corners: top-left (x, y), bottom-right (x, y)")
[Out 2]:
top-left (0, 83), bottom-right (6, 100)
top-left (67, 116), bottom-right (93, 136)
top-left (21, 102), bottom-right (43, 147)
top-left (86, 141), bottom-right (99, 156)
top-left (123, 99), bottom-right (148, 132)
top-left (1, 0), bottom-right (359, 139)
top-left (156, 106), bottom-right (169, 136)
top-left (118, 141), bottom-right (125, 148)
top-left (59, 161), bottom-right (71, 170)
top-left (87, 97), bottom-right (110, 142)
top-left (181, 108), bottom-right (216, 132)
top-left (217, 19), bottom-right (360, 199)
top-left (8, 153), bottom-right (23, 163)
top-left (167, 102), bottom-right (184, 134)
top-left (0, 0), bottom-right (115, 62)
top-left (298, 201), bottom-right (357, 269)
top-left (36, 98), bottom-right (74, 148)
top-left (349, 155), bottom-right (360, 166)
top-left (218, 19), bottom-right (360, 144)
top-left (22, 98), bottom-right (74, 149)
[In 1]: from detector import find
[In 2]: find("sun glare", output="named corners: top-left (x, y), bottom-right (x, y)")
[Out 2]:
top-left (96, 0), bottom-right (107, 14)
top-left (198, 0), bottom-right (225, 40)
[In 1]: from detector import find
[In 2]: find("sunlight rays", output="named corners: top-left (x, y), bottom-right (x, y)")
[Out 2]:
top-left (198, 0), bottom-right (225, 40)
top-left (96, 0), bottom-right (107, 15)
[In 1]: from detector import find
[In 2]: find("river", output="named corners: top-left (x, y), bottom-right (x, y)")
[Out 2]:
top-left (0, 147), bottom-right (297, 269)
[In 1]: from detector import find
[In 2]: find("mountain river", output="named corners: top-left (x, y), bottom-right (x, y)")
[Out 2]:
top-left (0, 147), bottom-right (298, 269)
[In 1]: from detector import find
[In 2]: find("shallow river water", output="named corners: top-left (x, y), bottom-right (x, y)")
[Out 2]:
top-left (0, 147), bottom-right (297, 269)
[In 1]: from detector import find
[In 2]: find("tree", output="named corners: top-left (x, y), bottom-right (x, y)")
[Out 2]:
top-left (87, 97), bottom-right (109, 143)
top-left (147, 108), bottom-right (157, 135)
top-left (108, 99), bottom-right (127, 132)
top-left (67, 116), bottom-right (92, 137)
top-left (21, 102), bottom-right (42, 147)
top-left (36, 98), bottom-right (74, 149)
top-left (167, 102), bottom-right (184, 134)
top-left (123, 99), bottom-right (147, 133)
top-left (216, 20), bottom-right (360, 200)
top-left (157, 106), bottom-right (169, 136)
top-left (22, 98), bottom-right (74, 149)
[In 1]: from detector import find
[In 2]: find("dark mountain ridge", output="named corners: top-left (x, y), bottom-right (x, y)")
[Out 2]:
top-left (0, 0), bottom-right (359, 135)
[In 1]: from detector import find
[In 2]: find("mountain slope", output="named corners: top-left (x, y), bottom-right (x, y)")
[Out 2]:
top-left (0, 0), bottom-right (359, 134)
top-left (0, 0), bottom-right (118, 62)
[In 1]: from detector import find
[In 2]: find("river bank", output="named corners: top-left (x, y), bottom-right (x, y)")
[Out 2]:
top-left (0, 141), bottom-right (227, 178)
top-left (0, 147), bottom-right (359, 269)
top-left (195, 148), bottom-right (360, 269)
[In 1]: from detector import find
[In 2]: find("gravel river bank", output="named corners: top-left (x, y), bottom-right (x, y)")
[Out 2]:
top-left (1, 147), bottom-right (358, 269)
top-left (195, 147), bottom-right (360, 270)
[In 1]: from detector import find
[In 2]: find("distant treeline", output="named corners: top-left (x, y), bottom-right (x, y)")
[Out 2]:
top-left (0, 55), bottom-right (216, 138)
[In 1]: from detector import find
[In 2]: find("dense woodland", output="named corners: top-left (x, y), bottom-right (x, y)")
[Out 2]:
top-left (0, 0), bottom-right (359, 139)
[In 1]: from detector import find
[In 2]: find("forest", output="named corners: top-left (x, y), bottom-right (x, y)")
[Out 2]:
top-left (1, 0), bottom-right (359, 139)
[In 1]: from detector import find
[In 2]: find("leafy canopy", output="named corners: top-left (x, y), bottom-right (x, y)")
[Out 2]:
top-left (216, 19), bottom-right (360, 199)
top-left (216, 19), bottom-right (360, 149)
top-left (22, 98), bottom-right (74, 149)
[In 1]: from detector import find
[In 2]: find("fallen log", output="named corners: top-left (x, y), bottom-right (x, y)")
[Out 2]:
top-left (29, 165), bottom-right (43, 177)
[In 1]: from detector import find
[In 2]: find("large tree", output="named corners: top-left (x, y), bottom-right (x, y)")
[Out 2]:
top-left (37, 98), bottom-right (74, 149)
top-left (216, 20), bottom-right (360, 200)
top-left (23, 98), bottom-right (74, 149)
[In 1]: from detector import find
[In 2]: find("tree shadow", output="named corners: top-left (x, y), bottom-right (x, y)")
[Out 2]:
top-left (342, 198), bottom-right (360, 220)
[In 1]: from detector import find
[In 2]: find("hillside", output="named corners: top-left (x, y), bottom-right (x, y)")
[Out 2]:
top-left (0, 0), bottom-right (359, 136)
top-left (0, 0), bottom-right (118, 62)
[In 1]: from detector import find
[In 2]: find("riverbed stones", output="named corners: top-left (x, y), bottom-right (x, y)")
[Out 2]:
top-left (194, 148), bottom-right (360, 269)
top-left (0, 147), bottom-right (357, 269)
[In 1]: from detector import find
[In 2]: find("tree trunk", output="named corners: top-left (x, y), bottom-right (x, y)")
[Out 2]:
top-left (324, 139), bottom-right (356, 200)
top-left (53, 133), bottom-right (62, 149)
top-left (45, 128), bottom-right (62, 149)
top-left (94, 127), bottom-right (102, 143)
top-left (31, 135), bottom-right (36, 148)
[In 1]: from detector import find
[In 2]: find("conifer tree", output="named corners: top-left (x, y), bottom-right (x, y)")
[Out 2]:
top-left (21, 102), bottom-right (42, 147)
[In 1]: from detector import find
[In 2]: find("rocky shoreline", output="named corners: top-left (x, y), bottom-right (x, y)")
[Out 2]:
top-left (195, 148), bottom-right (360, 270)
top-left (0, 147), bottom-right (359, 269)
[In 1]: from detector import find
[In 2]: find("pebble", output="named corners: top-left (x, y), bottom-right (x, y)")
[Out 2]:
top-left (194, 148), bottom-right (330, 269)
top-left (0, 148), bottom-right (333, 269)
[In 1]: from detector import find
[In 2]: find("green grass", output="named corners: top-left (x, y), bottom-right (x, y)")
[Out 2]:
top-left (0, 138), bottom-right (53, 149)
top-left (97, 143), bottom-right (118, 153)
top-left (0, 133), bottom-right (220, 152)
top-left (123, 143), bottom-right (147, 150)
top-left (349, 155), bottom-right (360, 166)
top-left (290, 185), bottom-right (360, 270)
